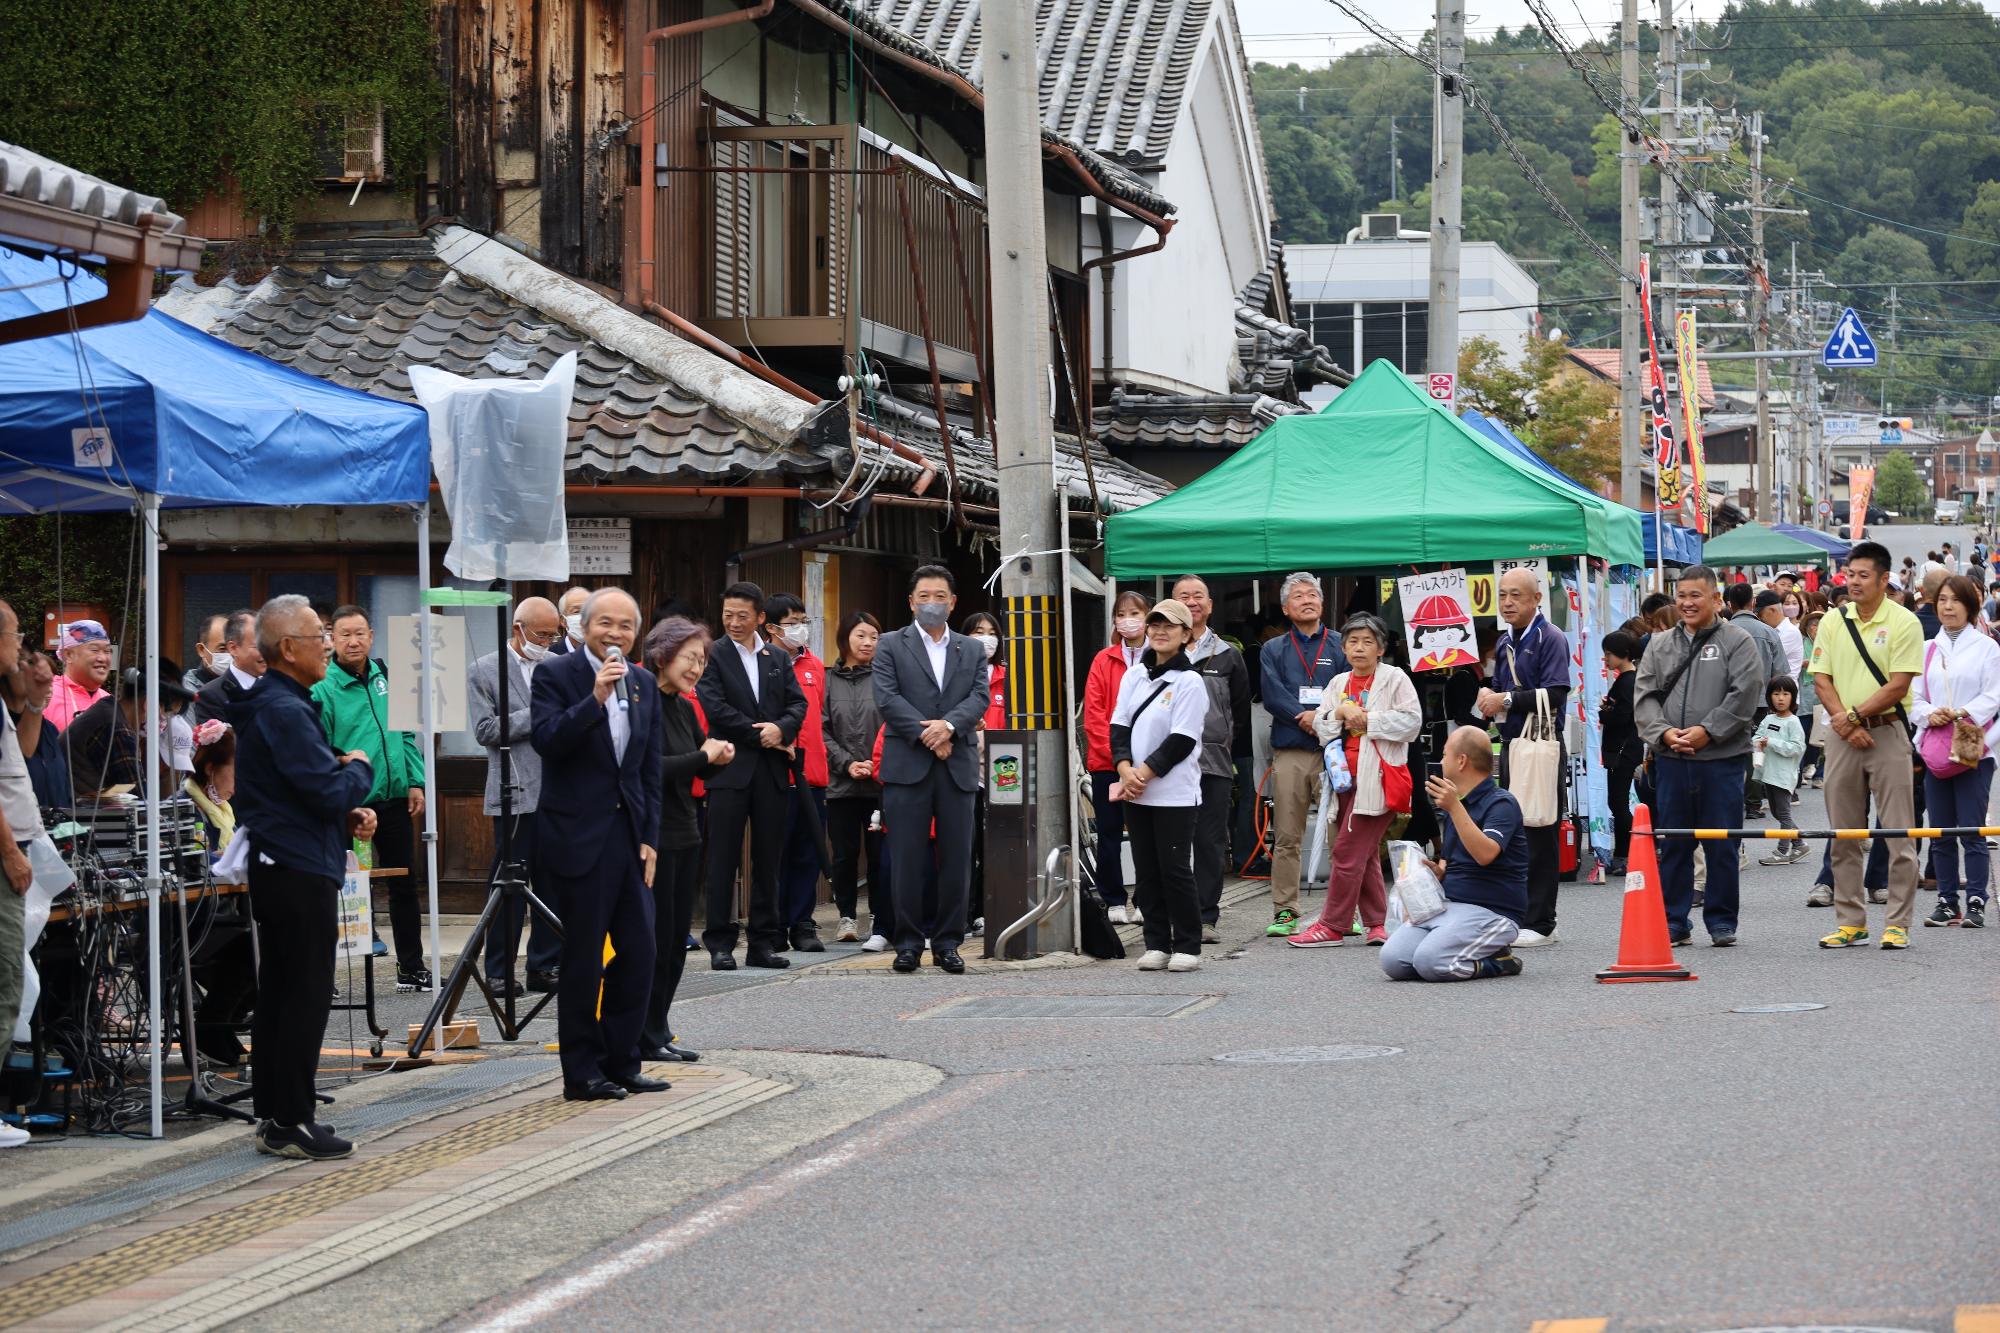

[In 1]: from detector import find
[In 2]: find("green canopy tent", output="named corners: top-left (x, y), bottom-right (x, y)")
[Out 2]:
top-left (1700, 522), bottom-right (1833, 568)
top-left (1103, 360), bottom-right (1644, 576)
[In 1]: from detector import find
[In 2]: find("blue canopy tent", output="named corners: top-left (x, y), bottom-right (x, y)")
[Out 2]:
top-left (1773, 522), bottom-right (1849, 561)
top-left (0, 248), bottom-right (431, 1134)
top-left (1458, 409), bottom-right (1695, 567)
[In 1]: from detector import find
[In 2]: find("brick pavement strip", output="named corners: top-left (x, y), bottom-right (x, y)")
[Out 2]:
top-left (0, 1065), bottom-right (790, 1331)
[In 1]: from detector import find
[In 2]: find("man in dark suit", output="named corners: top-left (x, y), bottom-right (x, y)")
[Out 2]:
top-left (191, 609), bottom-right (262, 728)
top-left (529, 588), bottom-right (666, 1102)
top-left (697, 581), bottom-right (808, 971)
top-left (873, 564), bottom-right (989, 974)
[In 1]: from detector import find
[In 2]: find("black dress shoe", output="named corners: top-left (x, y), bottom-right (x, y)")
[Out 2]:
top-left (613, 1073), bottom-right (672, 1094)
top-left (710, 950), bottom-right (738, 971)
top-left (485, 977), bottom-right (526, 1000)
top-left (892, 950), bottom-right (920, 973)
top-left (791, 930), bottom-right (826, 953)
top-left (526, 971), bottom-right (559, 993)
top-left (562, 1079), bottom-right (628, 1102)
top-left (661, 1041), bottom-right (700, 1062)
top-left (744, 949), bottom-right (791, 969)
top-left (933, 948), bottom-right (966, 974)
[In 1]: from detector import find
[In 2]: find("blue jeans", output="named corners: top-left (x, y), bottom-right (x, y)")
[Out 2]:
top-left (1925, 757), bottom-right (1994, 907)
top-left (1653, 754), bottom-right (1745, 939)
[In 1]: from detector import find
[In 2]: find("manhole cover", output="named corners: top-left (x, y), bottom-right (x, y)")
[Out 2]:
top-left (1730, 1003), bottom-right (1828, 1014)
top-left (1213, 1044), bottom-right (1402, 1064)
top-left (918, 994), bottom-right (1213, 1020)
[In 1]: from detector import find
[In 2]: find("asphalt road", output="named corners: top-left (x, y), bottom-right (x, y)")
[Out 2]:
top-left (366, 782), bottom-right (2000, 1333)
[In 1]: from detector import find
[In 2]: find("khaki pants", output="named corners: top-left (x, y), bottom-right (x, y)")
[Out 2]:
top-left (1824, 724), bottom-right (1919, 931)
top-left (1269, 748), bottom-right (1322, 913)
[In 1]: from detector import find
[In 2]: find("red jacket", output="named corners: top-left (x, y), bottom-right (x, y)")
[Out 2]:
top-left (1082, 642), bottom-right (1141, 772)
top-left (791, 647), bottom-right (829, 788)
top-left (982, 663), bottom-right (1007, 732)
top-left (689, 694), bottom-right (710, 800)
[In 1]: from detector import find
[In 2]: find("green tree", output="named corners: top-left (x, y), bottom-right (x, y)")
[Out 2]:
top-left (1830, 225), bottom-right (1938, 289)
top-left (1945, 181), bottom-right (2000, 282)
top-left (1259, 122), bottom-right (1361, 244)
top-left (1873, 450), bottom-right (1930, 516)
top-left (1457, 336), bottom-right (1622, 487)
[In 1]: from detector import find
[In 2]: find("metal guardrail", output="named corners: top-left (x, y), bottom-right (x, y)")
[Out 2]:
top-left (993, 846), bottom-right (1072, 957)
top-left (1644, 825), bottom-right (2000, 840)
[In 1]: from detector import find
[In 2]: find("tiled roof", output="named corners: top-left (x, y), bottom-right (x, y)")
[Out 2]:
top-left (1094, 391), bottom-right (1303, 450)
top-left (1568, 346), bottom-right (1714, 410)
top-left (824, 0), bottom-right (1168, 210)
top-left (158, 248), bottom-right (845, 488)
top-left (1232, 237), bottom-right (1346, 399)
top-left (0, 139), bottom-right (186, 233)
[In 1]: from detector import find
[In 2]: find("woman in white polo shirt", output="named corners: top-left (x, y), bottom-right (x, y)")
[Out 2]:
top-left (1110, 599), bottom-right (1210, 972)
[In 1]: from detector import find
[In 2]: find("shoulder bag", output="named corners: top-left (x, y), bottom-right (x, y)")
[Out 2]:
top-left (1916, 640), bottom-right (1986, 778)
top-left (1507, 688), bottom-right (1561, 828)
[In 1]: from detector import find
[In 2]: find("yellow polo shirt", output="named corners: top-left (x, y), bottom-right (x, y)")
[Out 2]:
top-left (1808, 597), bottom-right (1923, 710)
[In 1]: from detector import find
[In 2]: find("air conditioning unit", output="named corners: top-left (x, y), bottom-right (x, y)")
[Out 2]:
top-left (1361, 212), bottom-right (1403, 241)
top-left (314, 105), bottom-right (386, 183)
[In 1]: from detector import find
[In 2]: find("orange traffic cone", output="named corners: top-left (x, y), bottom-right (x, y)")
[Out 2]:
top-left (1596, 804), bottom-right (1697, 983)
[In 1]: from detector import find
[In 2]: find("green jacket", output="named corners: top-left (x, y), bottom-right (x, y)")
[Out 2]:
top-left (310, 658), bottom-right (424, 804)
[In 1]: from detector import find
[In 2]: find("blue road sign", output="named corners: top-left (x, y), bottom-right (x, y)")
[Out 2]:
top-left (1823, 307), bottom-right (1878, 368)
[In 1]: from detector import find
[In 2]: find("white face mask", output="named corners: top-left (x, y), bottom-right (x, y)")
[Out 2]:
top-left (518, 638), bottom-right (551, 663)
top-left (1114, 616), bottom-right (1144, 640)
top-left (781, 623), bottom-right (811, 649)
top-left (564, 613), bottom-right (583, 642)
top-left (203, 649), bottom-right (228, 676)
top-left (972, 633), bottom-right (998, 659)
top-left (1783, 604), bottom-right (1800, 619)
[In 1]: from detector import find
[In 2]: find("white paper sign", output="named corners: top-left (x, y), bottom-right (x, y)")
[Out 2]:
top-left (568, 517), bottom-right (632, 575)
top-left (1396, 568), bottom-right (1479, 672)
top-left (386, 612), bottom-right (469, 733)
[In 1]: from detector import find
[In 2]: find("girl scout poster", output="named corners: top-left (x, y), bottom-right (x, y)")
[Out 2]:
top-left (1397, 569), bottom-right (1479, 671)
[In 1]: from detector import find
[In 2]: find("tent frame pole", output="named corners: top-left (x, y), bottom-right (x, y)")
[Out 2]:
top-left (416, 506), bottom-right (444, 1057)
top-left (143, 493), bottom-right (163, 1138)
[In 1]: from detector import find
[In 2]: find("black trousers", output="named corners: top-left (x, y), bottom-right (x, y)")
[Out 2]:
top-left (553, 827), bottom-right (655, 1087)
top-left (1089, 770), bottom-right (1129, 906)
top-left (368, 798), bottom-right (425, 970)
top-left (1194, 772), bottom-right (1233, 925)
top-left (249, 858), bottom-right (338, 1127)
top-left (483, 812), bottom-right (562, 982)
top-left (703, 770), bottom-right (788, 954)
top-left (1230, 754), bottom-right (1258, 868)
top-left (969, 788), bottom-right (987, 924)
top-left (643, 845), bottom-right (700, 1049)
top-left (1125, 802), bottom-right (1202, 955)
top-left (1606, 744), bottom-right (1643, 863)
top-left (778, 784), bottom-right (826, 933)
top-left (826, 795), bottom-right (888, 926)
top-left (882, 767), bottom-right (975, 954)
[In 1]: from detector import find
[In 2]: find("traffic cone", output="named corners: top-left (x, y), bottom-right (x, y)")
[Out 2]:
top-left (1596, 804), bottom-right (1698, 983)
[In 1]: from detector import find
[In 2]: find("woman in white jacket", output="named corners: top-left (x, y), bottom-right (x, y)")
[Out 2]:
top-left (1912, 573), bottom-right (2000, 928)
top-left (1290, 615), bottom-right (1423, 948)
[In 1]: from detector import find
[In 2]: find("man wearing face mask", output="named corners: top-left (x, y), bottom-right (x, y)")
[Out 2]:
top-left (555, 586), bottom-right (590, 656)
top-left (185, 614), bottom-right (229, 696)
top-left (192, 610), bottom-right (264, 728)
top-left (762, 593), bottom-right (831, 952)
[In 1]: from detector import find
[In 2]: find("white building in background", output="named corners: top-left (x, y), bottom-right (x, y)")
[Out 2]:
top-left (1286, 223), bottom-right (1541, 393)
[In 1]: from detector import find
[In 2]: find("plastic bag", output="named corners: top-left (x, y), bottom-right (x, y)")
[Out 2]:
top-left (1323, 737), bottom-right (1354, 794)
top-left (1387, 840), bottom-right (1446, 925)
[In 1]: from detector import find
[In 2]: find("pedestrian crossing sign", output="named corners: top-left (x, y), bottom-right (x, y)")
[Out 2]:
top-left (1822, 307), bottom-right (1877, 369)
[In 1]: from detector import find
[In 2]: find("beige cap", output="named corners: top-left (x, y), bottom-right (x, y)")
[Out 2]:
top-left (1146, 600), bottom-right (1194, 629)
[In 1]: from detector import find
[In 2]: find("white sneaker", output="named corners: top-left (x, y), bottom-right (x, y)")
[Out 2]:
top-left (0, 1120), bottom-right (29, 1149)
top-left (1136, 949), bottom-right (1170, 971)
top-left (1167, 953), bottom-right (1201, 972)
top-left (1128, 905), bottom-right (1144, 924)
top-left (861, 934), bottom-right (890, 953)
top-left (969, 917), bottom-right (984, 937)
top-left (1512, 928), bottom-right (1557, 948)
top-left (1201, 923), bottom-right (1221, 944)
top-left (1108, 905), bottom-right (1131, 925)
top-left (835, 917), bottom-right (859, 943)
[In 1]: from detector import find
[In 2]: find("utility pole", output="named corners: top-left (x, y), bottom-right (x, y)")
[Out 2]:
top-left (1618, 0), bottom-right (1642, 508)
top-left (1427, 0), bottom-right (1464, 379)
top-left (983, 0), bottom-right (1066, 952)
top-left (1750, 111), bottom-right (1774, 522)
top-left (1883, 285), bottom-right (1899, 416)
top-left (1389, 115), bottom-right (1400, 203)
top-left (1656, 0), bottom-right (1682, 524)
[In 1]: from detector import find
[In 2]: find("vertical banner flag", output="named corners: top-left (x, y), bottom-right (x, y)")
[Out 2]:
top-left (1673, 309), bottom-right (1711, 535)
top-left (1397, 568), bottom-right (1479, 672)
top-left (1849, 465), bottom-right (1876, 540)
top-left (1638, 257), bottom-right (1681, 513)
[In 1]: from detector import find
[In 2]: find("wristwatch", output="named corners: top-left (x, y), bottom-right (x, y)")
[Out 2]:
top-left (1847, 706), bottom-right (1863, 727)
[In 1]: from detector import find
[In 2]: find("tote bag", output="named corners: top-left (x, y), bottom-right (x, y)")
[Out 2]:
top-left (1507, 689), bottom-right (1561, 828)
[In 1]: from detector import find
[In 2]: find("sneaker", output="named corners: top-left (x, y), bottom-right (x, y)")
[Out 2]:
top-left (396, 968), bottom-right (433, 992)
top-left (1167, 953), bottom-right (1202, 972)
top-left (969, 918), bottom-right (984, 938)
top-left (1286, 920), bottom-right (1344, 948)
top-left (861, 934), bottom-right (890, 953)
top-left (1266, 909), bottom-right (1300, 937)
top-left (1108, 905), bottom-right (1132, 925)
top-left (835, 917), bottom-right (860, 943)
top-left (1127, 904), bottom-right (1144, 925)
top-left (1512, 928), bottom-right (1557, 948)
top-left (371, 934), bottom-right (387, 958)
top-left (1472, 952), bottom-right (1523, 979)
top-left (1136, 949), bottom-right (1170, 971)
top-left (1786, 843), bottom-right (1813, 863)
top-left (1819, 925), bottom-right (1871, 949)
top-left (1758, 844), bottom-right (1798, 867)
top-left (1608, 858), bottom-right (1628, 877)
top-left (1365, 925), bottom-right (1389, 946)
top-left (1669, 934), bottom-right (1692, 947)
top-left (1880, 925), bottom-right (1910, 950)
top-left (1710, 932), bottom-right (1738, 947)
top-left (1925, 900), bottom-right (1963, 927)
top-left (1966, 901), bottom-right (1986, 929)
top-left (1201, 923), bottom-right (1221, 944)
top-left (0, 1121), bottom-right (28, 1149)
top-left (1806, 883), bottom-right (1834, 908)
top-left (1868, 886), bottom-right (1888, 905)
top-left (256, 1121), bottom-right (352, 1161)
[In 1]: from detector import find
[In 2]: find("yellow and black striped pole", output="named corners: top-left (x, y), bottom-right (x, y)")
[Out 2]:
top-left (1643, 826), bottom-right (2000, 841)
top-left (1003, 594), bottom-right (1063, 730)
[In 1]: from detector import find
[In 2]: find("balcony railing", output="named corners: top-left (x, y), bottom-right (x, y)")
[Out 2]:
top-left (698, 123), bottom-right (987, 382)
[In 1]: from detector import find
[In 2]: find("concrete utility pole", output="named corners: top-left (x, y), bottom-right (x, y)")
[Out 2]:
top-left (1618, 0), bottom-right (1643, 507)
top-left (983, 0), bottom-right (1066, 942)
top-left (1749, 111), bottom-right (1774, 521)
top-left (1389, 115), bottom-right (1400, 203)
top-left (1426, 0), bottom-right (1464, 378)
top-left (1656, 0), bottom-right (1680, 367)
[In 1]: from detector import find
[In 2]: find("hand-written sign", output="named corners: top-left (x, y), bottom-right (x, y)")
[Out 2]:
top-left (386, 612), bottom-right (469, 733)
top-left (567, 517), bottom-right (632, 576)
top-left (1396, 568), bottom-right (1478, 673)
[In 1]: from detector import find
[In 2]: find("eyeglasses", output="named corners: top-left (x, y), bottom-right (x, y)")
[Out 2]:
top-left (520, 626), bottom-right (561, 645)
top-left (0, 631), bottom-right (23, 646)
top-left (281, 631), bottom-right (332, 645)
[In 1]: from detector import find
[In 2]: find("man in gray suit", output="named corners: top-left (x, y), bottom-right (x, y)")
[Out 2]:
top-left (470, 596), bottom-right (564, 995)
top-left (873, 565), bottom-right (989, 974)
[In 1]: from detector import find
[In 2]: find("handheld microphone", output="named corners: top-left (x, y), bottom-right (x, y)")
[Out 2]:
top-left (606, 645), bottom-right (631, 712)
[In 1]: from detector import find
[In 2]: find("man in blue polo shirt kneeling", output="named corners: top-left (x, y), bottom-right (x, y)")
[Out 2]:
top-left (1382, 726), bottom-right (1529, 981)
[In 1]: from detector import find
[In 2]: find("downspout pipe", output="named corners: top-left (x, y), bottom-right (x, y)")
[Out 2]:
top-left (1079, 211), bottom-right (1171, 444)
top-left (725, 496), bottom-right (873, 583)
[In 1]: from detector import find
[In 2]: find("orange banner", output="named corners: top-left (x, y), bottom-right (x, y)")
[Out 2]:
top-left (1848, 466), bottom-right (1875, 542)
top-left (1673, 310), bottom-right (1709, 535)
